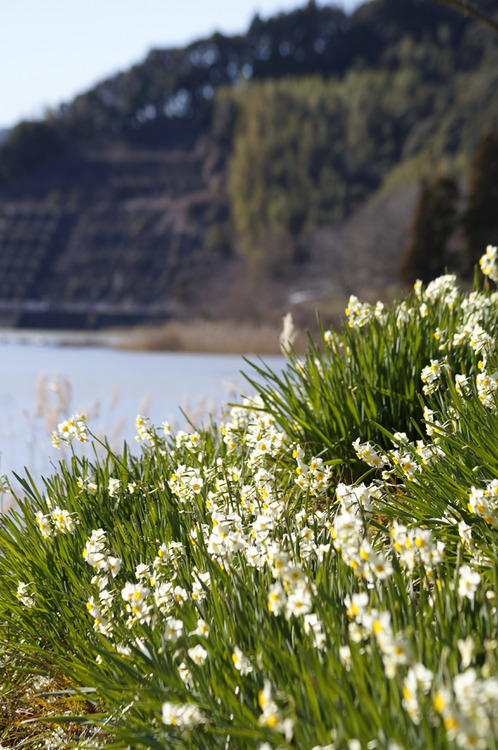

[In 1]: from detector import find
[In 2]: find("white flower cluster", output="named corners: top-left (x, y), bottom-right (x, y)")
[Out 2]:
top-left (162, 701), bottom-right (206, 729)
top-left (479, 244), bottom-right (498, 283)
top-left (435, 669), bottom-right (498, 749)
top-left (390, 450), bottom-right (418, 481)
top-left (77, 476), bottom-right (98, 494)
top-left (344, 593), bottom-right (411, 677)
top-left (135, 414), bottom-right (154, 443)
top-left (349, 426), bottom-right (495, 581)
top-left (402, 663), bottom-right (434, 725)
top-left (417, 274), bottom-right (459, 307)
top-left (225, 405), bottom-right (286, 466)
top-left (468, 480), bottom-right (498, 527)
top-left (82, 529), bottom-right (122, 635)
top-left (294, 445), bottom-right (332, 496)
top-left (391, 522), bottom-right (444, 572)
top-left (423, 406), bottom-right (444, 437)
top-left (51, 413), bottom-right (88, 448)
top-left (387, 432), bottom-right (442, 481)
top-left (175, 429), bottom-right (202, 452)
top-left (120, 542), bottom-right (210, 631)
top-left (257, 680), bottom-right (294, 741)
top-left (16, 581), bottom-right (35, 607)
top-left (268, 553), bottom-right (313, 620)
top-left (471, 324), bottom-right (496, 356)
top-left (121, 581), bottom-right (151, 627)
top-left (476, 369), bottom-right (498, 408)
top-left (420, 358), bottom-right (443, 395)
top-left (331, 508), bottom-right (392, 583)
top-left (168, 464), bottom-right (204, 503)
top-left (232, 644), bottom-right (253, 675)
top-left (336, 481), bottom-right (382, 514)
top-left (35, 503), bottom-right (78, 540)
top-left (345, 296), bottom-right (387, 328)
top-left (352, 439), bottom-right (388, 469)
top-left (458, 564), bottom-right (481, 600)
top-left (86, 590), bottom-right (115, 636)
top-left (83, 529), bottom-right (122, 588)
top-left (395, 300), bottom-right (415, 325)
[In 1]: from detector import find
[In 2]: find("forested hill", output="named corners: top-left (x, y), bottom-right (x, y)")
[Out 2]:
top-left (0, 0), bottom-right (497, 328)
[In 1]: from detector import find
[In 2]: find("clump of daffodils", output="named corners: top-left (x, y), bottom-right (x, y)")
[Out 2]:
top-left (476, 369), bottom-right (498, 408)
top-left (415, 273), bottom-right (459, 306)
top-left (257, 680), bottom-right (294, 741)
top-left (293, 445), bottom-right (332, 496)
top-left (8, 247), bottom-right (498, 750)
top-left (479, 244), bottom-right (498, 282)
top-left (434, 669), bottom-right (498, 748)
top-left (52, 413), bottom-right (88, 447)
top-left (16, 581), bottom-right (35, 607)
top-left (468, 481), bottom-right (498, 527)
top-left (35, 495), bottom-right (79, 540)
top-left (135, 414), bottom-right (154, 443)
top-left (83, 529), bottom-right (122, 588)
top-left (162, 702), bottom-right (207, 729)
top-left (345, 295), bottom-right (387, 328)
top-left (352, 438), bottom-right (388, 469)
top-left (391, 521), bottom-right (444, 572)
top-left (421, 358), bottom-right (444, 395)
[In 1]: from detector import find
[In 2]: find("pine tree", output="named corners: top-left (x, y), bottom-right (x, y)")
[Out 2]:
top-left (399, 176), bottom-right (459, 285)
top-left (463, 132), bottom-right (498, 274)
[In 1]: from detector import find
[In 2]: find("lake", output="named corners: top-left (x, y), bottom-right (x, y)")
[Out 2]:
top-left (0, 332), bottom-right (284, 509)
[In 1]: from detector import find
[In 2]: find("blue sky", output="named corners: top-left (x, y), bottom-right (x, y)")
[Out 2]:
top-left (0, 0), bottom-right (363, 128)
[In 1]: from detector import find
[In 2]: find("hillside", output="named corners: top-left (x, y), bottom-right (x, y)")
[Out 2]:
top-left (0, 0), bottom-right (497, 329)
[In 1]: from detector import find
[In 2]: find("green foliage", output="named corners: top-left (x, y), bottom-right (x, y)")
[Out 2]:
top-left (2, 261), bottom-right (498, 748)
top-left (244, 274), bottom-right (496, 477)
top-left (223, 27), bottom-right (498, 270)
top-left (225, 70), bottom-right (412, 266)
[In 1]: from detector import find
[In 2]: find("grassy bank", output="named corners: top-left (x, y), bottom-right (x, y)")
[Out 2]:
top-left (1, 248), bottom-right (498, 749)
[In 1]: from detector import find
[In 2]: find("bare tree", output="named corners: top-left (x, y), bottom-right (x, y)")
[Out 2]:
top-left (430, 0), bottom-right (498, 35)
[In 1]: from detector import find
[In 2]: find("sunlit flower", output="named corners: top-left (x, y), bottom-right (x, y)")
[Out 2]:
top-left (192, 618), bottom-right (210, 637)
top-left (458, 565), bottom-right (481, 600)
top-left (16, 581), bottom-right (35, 607)
top-left (232, 645), bottom-right (253, 675)
top-left (268, 582), bottom-right (286, 616)
top-left (258, 680), bottom-right (294, 741)
top-left (479, 244), bottom-right (498, 282)
top-left (457, 636), bottom-right (474, 669)
top-left (52, 413), bottom-right (88, 447)
top-left (162, 702), bottom-right (206, 728)
top-left (108, 478), bottom-right (121, 497)
top-left (164, 617), bottom-right (184, 643)
top-left (188, 644), bottom-right (208, 666)
top-left (285, 584), bottom-right (312, 619)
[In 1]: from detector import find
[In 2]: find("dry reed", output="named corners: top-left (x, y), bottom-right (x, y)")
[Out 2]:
top-left (117, 318), bottom-right (304, 355)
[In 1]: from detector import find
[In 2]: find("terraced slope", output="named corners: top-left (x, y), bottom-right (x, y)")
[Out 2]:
top-left (0, 136), bottom-right (224, 326)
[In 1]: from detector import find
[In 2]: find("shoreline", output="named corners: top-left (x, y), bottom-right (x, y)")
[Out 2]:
top-left (0, 318), bottom-right (301, 356)
top-left (0, 327), bottom-right (123, 348)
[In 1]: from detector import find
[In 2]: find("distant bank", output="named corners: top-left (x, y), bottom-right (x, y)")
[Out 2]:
top-left (0, 337), bottom-right (285, 512)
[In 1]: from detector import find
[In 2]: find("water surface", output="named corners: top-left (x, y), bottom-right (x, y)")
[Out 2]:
top-left (0, 335), bottom-right (283, 503)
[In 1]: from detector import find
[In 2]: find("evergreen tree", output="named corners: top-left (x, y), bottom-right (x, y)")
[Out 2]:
top-left (0, 120), bottom-right (63, 185)
top-left (399, 175), bottom-right (459, 284)
top-left (463, 132), bottom-right (498, 273)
